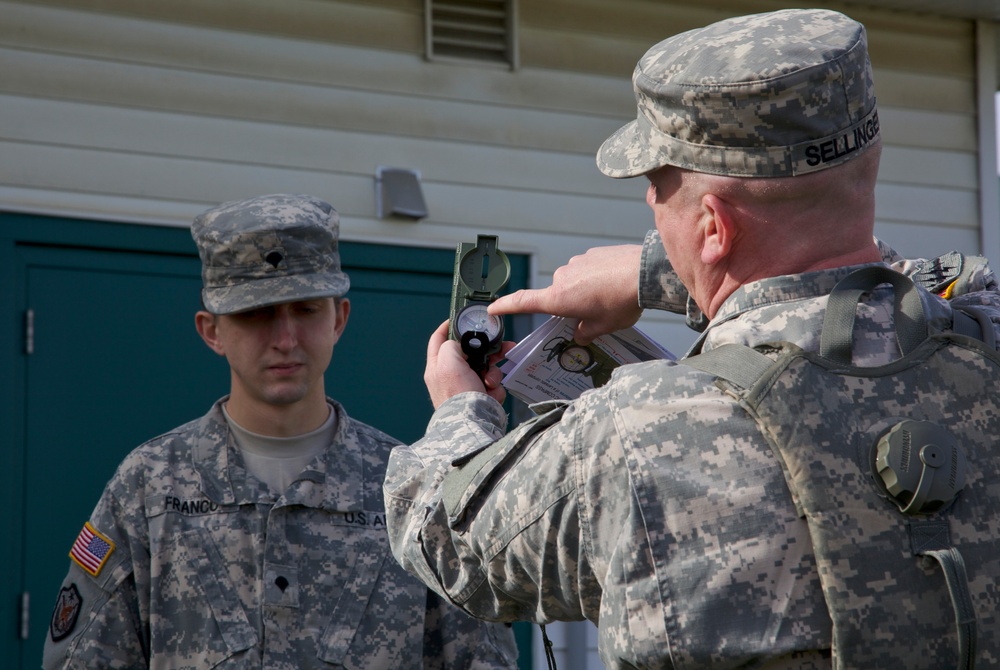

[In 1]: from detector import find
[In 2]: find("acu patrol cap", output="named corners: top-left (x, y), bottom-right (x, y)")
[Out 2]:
top-left (191, 193), bottom-right (351, 315)
top-left (597, 8), bottom-right (880, 179)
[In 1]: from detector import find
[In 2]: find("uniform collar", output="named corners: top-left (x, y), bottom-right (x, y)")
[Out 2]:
top-left (192, 397), bottom-right (365, 510)
top-left (684, 262), bottom-right (889, 357)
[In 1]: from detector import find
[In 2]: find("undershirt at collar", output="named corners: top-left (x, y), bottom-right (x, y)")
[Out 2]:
top-left (222, 403), bottom-right (335, 494)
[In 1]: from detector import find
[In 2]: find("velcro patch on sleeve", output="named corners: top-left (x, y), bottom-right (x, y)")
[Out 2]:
top-left (69, 522), bottom-right (115, 577)
top-left (49, 584), bottom-right (82, 641)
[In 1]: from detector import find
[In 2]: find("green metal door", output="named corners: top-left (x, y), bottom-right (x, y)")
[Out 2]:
top-left (3, 215), bottom-right (529, 669)
top-left (20, 243), bottom-right (229, 668)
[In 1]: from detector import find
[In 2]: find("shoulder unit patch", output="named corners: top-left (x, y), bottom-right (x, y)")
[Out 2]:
top-left (50, 583), bottom-right (82, 641)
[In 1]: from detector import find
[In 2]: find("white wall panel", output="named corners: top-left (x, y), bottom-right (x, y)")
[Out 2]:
top-left (875, 220), bottom-right (981, 260)
top-left (0, 48), bottom-right (627, 154)
top-left (0, 2), bottom-right (634, 117)
top-left (0, 96), bottom-right (635, 200)
top-left (878, 106), bottom-right (977, 152)
top-left (875, 182), bottom-right (978, 227)
top-left (878, 146), bottom-right (977, 188)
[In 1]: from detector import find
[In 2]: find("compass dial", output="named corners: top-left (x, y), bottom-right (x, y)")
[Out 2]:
top-left (455, 303), bottom-right (503, 343)
top-left (558, 345), bottom-right (593, 372)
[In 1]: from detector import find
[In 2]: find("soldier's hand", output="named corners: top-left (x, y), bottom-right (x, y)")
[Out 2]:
top-left (425, 320), bottom-right (512, 409)
top-left (489, 245), bottom-right (644, 344)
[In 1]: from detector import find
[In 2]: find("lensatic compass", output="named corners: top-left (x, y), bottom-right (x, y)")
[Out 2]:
top-left (449, 235), bottom-right (511, 373)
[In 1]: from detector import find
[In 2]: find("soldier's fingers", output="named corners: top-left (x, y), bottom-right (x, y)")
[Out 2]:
top-left (489, 289), bottom-right (552, 316)
top-left (426, 320), bottom-right (451, 367)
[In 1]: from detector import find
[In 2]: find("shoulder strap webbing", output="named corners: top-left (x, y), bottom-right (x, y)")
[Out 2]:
top-left (680, 342), bottom-right (773, 389)
top-left (820, 265), bottom-right (927, 365)
top-left (952, 306), bottom-right (996, 350)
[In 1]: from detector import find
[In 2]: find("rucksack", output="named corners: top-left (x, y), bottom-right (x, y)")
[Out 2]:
top-left (683, 266), bottom-right (1000, 669)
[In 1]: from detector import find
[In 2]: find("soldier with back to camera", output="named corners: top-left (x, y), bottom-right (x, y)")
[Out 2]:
top-left (385, 10), bottom-right (1000, 668)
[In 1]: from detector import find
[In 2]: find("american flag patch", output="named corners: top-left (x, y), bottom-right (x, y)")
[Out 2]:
top-left (70, 522), bottom-right (115, 577)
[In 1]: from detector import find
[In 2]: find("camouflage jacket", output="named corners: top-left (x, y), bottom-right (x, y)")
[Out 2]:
top-left (385, 262), bottom-right (1000, 669)
top-left (43, 398), bottom-right (518, 670)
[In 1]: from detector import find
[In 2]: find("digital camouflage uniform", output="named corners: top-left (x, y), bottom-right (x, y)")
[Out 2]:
top-left (384, 9), bottom-right (1000, 669)
top-left (43, 194), bottom-right (518, 669)
top-left (386, 259), bottom-right (1000, 668)
top-left (44, 400), bottom-right (517, 669)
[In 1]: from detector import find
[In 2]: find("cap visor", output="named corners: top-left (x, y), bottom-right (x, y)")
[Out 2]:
top-left (597, 116), bottom-right (669, 179)
top-left (204, 274), bottom-right (350, 315)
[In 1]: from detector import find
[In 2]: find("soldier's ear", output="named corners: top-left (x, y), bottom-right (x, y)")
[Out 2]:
top-left (699, 193), bottom-right (735, 266)
top-left (195, 311), bottom-right (226, 356)
top-left (332, 298), bottom-right (350, 342)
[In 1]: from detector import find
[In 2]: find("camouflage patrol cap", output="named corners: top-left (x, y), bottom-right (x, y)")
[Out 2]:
top-left (597, 9), bottom-right (880, 179)
top-left (191, 193), bottom-right (350, 314)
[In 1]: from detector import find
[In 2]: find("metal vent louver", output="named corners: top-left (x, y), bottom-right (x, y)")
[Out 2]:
top-left (426, 0), bottom-right (518, 68)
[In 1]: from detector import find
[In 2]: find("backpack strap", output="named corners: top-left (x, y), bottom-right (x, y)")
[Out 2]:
top-left (680, 342), bottom-right (774, 389)
top-left (952, 306), bottom-right (996, 350)
top-left (918, 538), bottom-right (977, 670)
top-left (820, 265), bottom-right (928, 365)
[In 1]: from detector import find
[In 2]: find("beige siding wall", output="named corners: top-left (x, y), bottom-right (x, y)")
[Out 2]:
top-left (0, 0), bottom-right (982, 353)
